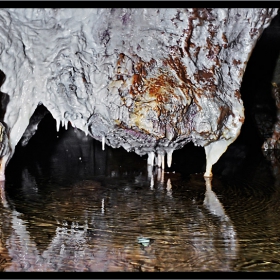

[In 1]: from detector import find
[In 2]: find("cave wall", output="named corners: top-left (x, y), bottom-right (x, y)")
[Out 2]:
top-left (0, 8), bottom-right (278, 179)
top-left (240, 10), bottom-right (280, 150)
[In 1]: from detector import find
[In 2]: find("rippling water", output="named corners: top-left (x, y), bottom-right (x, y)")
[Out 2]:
top-left (1, 123), bottom-right (280, 272)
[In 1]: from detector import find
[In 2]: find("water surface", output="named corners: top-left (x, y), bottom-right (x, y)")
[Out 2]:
top-left (1, 125), bottom-right (280, 272)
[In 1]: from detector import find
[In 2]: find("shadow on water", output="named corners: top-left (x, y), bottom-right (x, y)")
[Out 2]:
top-left (1, 117), bottom-right (280, 271)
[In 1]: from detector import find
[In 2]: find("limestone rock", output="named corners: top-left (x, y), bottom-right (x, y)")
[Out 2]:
top-left (0, 8), bottom-right (278, 179)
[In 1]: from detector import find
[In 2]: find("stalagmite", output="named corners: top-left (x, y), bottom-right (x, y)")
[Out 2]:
top-left (0, 8), bottom-right (278, 180)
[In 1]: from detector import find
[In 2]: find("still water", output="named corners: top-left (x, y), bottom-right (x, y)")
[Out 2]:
top-left (1, 123), bottom-right (280, 272)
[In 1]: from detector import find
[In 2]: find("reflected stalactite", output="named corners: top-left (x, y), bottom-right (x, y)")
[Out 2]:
top-left (203, 177), bottom-right (238, 263)
top-left (147, 165), bottom-right (154, 190)
top-left (147, 165), bottom-right (173, 196)
top-left (0, 169), bottom-right (241, 271)
top-left (0, 181), bottom-right (8, 209)
top-left (0, 129), bottom-right (242, 271)
top-left (204, 177), bottom-right (229, 220)
top-left (4, 103), bottom-right (280, 272)
top-left (166, 178), bottom-right (172, 197)
top-left (3, 119), bottom-right (280, 271)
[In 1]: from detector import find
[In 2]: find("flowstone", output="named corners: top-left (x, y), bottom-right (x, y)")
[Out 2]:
top-left (0, 8), bottom-right (278, 179)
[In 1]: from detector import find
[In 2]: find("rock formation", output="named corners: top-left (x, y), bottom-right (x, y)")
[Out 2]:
top-left (0, 8), bottom-right (278, 180)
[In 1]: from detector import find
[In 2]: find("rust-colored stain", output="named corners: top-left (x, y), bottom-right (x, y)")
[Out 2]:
top-left (234, 90), bottom-right (241, 100)
top-left (113, 53), bottom-right (212, 110)
top-left (113, 53), bottom-right (194, 137)
top-left (117, 53), bottom-right (125, 67)
top-left (196, 69), bottom-right (214, 81)
top-left (217, 105), bottom-right (230, 129)
top-left (189, 42), bottom-right (196, 49)
top-left (189, 8), bottom-right (215, 23)
top-left (117, 75), bottom-right (124, 81)
top-left (206, 38), bottom-right (221, 63)
top-left (232, 59), bottom-right (241, 66)
top-left (194, 46), bottom-right (201, 58)
top-left (113, 50), bottom-right (244, 138)
top-left (165, 56), bottom-right (192, 84)
top-left (222, 33), bottom-right (228, 44)
top-left (131, 74), bottom-right (142, 87)
top-left (193, 66), bottom-right (217, 94)
top-left (249, 28), bottom-right (259, 38)
top-left (145, 74), bottom-right (174, 103)
top-left (127, 57), bottom-right (159, 96)
top-left (134, 60), bottom-right (148, 77)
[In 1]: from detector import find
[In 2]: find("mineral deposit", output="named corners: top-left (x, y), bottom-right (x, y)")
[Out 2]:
top-left (0, 8), bottom-right (277, 180)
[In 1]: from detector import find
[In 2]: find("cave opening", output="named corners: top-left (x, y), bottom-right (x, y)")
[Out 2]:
top-left (5, 10), bottom-right (280, 180)
top-left (238, 9), bottom-right (280, 149)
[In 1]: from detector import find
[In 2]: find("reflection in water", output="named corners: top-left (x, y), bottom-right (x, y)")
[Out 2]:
top-left (0, 181), bottom-right (7, 209)
top-left (204, 178), bottom-right (238, 267)
top-left (0, 126), bottom-right (280, 271)
top-left (0, 171), bottom-right (238, 272)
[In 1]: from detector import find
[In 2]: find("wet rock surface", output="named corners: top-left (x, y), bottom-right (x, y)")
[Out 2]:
top-left (0, 8), bottom-right (277, 177)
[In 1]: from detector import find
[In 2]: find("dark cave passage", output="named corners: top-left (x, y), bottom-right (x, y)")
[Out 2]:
top-left (238, 9), bottom-right (280, 149)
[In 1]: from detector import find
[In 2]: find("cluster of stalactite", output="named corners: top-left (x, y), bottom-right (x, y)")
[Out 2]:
top-left (0, 8), bottom-right (278, 180)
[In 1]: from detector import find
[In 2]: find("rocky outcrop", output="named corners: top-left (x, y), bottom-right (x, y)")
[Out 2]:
top-left (0, 8), bottom-right (278, 180)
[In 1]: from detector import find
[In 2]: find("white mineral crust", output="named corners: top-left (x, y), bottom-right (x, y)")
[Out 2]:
top-left (0, 8), bottom-right (278, 179)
